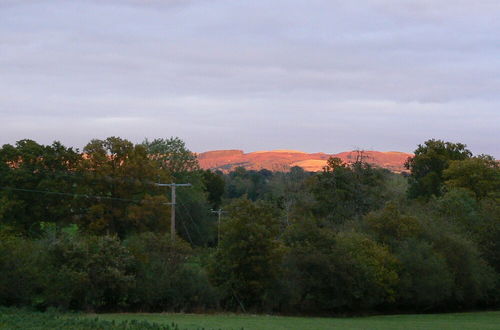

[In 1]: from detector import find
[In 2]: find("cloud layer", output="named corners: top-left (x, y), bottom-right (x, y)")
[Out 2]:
top-left (1, 0), bottom-right (499, 156)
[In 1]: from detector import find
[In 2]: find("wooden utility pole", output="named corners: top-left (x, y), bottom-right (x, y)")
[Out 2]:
top-left (211, 208), bottom-right (226, 247)
top-left (156, 183), bottom-right (191, 241)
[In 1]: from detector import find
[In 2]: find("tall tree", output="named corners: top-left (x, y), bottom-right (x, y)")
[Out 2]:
top-left (80, 137), bottom-right (170, 237)
top-left (202, 169), bottom-right (225, 209)
top-left (311, 157), bottom-right (388, 223)
top-left (142, 137), bottom-right (200, 176)
top-left (210, 198), bottom-right (282, 310)
top-left (143, 137), bottom-right (215, 246)
top-left (444, 155), bottom-right (500, 200)
top-left (405, 139), bottom-right (472, 199)
top-left (0, 140), bottom-right (81, 235)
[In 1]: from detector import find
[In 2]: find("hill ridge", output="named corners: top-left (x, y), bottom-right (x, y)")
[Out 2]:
top-left (198, 149), bottom-right (412, 173)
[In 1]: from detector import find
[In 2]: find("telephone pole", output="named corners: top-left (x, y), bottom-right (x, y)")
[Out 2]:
top-left (156, 183), bottom-right (191, 241)
top-left (211, 208), bottom-right (226, 247)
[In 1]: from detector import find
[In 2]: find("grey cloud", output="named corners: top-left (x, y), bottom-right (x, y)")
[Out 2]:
top-left (0, 0), bottom-right (499, 156)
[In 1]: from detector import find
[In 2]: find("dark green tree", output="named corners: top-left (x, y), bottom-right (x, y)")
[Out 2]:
top-left (395, 239), bottom-right (454, 310)
top-left (42, 233), bottom-right (134, 311)
top-left (202, 170), bottom-right (225, 209)
top-left (444, 155), bottom-right (500, 200)
top-left (210, 198), bottom-right (282, 310)
top-left (0, 140), bottom-right (82, 235)
top-left (405, 139), bottom-right (472, 199)
top-left (282, 221), bottom-right (399, 312)
top-left (364, 203), bottom-right (422, 246)
top-left (80, 137), bottom-right (170, 237)
top-left (142, 137), bottom-right (200, 175)
top-left (311, 157), bottom-right (388, 223)
top-left (143, 137), bottom-right (215, 246)
top-left (125, 232), bottom-right (216, 311)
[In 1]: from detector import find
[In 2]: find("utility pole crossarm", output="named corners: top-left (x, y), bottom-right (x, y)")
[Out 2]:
top-left (156, 183), bottom-right (192, 187)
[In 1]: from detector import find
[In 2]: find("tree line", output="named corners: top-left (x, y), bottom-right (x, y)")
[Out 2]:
top-left (0, 137), bottom-right (498, 314)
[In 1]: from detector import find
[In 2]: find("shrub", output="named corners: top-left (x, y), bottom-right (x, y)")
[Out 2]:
top-left (395, 239), bottom-right (454, 310)
top-left (0, 236), bottom-right (44, 307)
top-left (42, 233), bottom-right (134, 311)
top-left (125, 232), bottom-right (217, 312)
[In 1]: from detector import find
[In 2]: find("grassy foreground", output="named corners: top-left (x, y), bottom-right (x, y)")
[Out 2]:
top-left (1, 308), bottom-right (499, 329)
top-left (91, 311), bottom-right (500, 330)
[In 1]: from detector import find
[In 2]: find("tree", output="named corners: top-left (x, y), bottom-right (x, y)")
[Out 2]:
top-left (80, 137), bottom-right (170, 237)
top-left (282, 222), bottom-right (399, 312)
top-left (42, 233), bottom-right (134, 311)
top-left (444, 155), bottom-right (500, 200)
top-left (268, 166), bottom-right (313, 226)
top-left (364, 203), bottom-right (422, 246)
top-left (210, 198), bottom-right (282, 310)
top-left (142, 137), bottom-right (200, 176)
top-left (405, 139), bottom-right (472, 199)
top-left (311, 157), bottom-right (388, 223)
top-left (431, 232), bottom-right (496, 308)
top-left (202, 170), bottom-right (225, 209)
top-left (125, 232), bottom-right (217, 311)
top-left (0, 140), bottom-right (82, 235)
top-left (143, 137), bottom-right (215, 245)
top-left (395, 239), bottom-right (454, 310)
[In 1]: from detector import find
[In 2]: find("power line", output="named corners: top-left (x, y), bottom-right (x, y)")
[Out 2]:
top-left (178, 197), bottom-right (203, 243)
top-left (0, 186), bottom-right (173, 205)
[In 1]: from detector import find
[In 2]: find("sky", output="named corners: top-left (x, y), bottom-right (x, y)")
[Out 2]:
top-left (1, 0), bottom-right (499, 156)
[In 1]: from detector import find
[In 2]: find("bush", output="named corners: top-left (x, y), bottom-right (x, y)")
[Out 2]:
top-left (125, 232), bottom-right (217, 312)
top-left (431, 232), bottom-right (497, 308)
top-left (395, 239), bottom-right (454, 310)
top-left (364, 203), bottom-right (422, 245)
top-left (282, 222), bottom-right (399, 312)
top-left (0, 236), bottom-right (44, 307)
top-left (209, 199), bottom-right (282, 311)
top-left (42, 233), bottom-right (134, 311)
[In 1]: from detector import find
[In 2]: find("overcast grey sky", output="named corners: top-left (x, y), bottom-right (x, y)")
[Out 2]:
top-left (1, 0), bottom-right (499, 156)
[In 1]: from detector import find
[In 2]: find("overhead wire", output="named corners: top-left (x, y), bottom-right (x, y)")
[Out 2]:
top-left (0, 186), bottom-right (173, 205)
top-left (177, 197), bottom-right (203, 243)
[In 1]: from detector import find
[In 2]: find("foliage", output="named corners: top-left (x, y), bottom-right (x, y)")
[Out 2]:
top-left (125, 232), bottom-right (217, 311)
top-left (475, 199), bottom-right (500, 274)
top-left (0, 235), bottom-right (44, 307)
top-left (0, 140), bottom-right (82, 235)
top-left (282, 221), bottom-right (399, 312)
top-left (80, 137), bottom-right (171, 237)
top-left (143, 137), bottom-right (217, 245)
top-left (364, 203), bottom-right (422, 245)
top-left (142, 137), bottom-right (200, 175)
top-left (395, 239), bottom-right (454, 310)
top-left (223, 167), bottom-right (274, 201)
top-left (435, 188), bottom-right (480, 231)
top-left (405, 139), bottom-right (472, 199)
top-left (210, 198), bottom-right (282, 310)
top-left (444, 155), bottom-right (500, 200)
top-left (0, 136), bottom-right (498, 315)
top-left (42, 232), bottom-right (135, 311)
top-left (430, 231), bottom-right (497, 308)
top-left (202, 170), bottom-right (225, 209)
top-left (311, 157), bottom-right (390, 223)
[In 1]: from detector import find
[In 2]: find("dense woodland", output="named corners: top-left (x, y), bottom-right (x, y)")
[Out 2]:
top-left (0, 137), bottom-right (498, 314)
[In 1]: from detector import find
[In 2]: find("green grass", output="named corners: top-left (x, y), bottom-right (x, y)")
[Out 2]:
top-left (90, 311), bottom-right (500, 330)
top-left (0, 307), bottom-right (178, 329)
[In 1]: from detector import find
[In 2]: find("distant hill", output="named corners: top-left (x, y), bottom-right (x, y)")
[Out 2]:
top-left (197, 149), bottom-right (412, 173)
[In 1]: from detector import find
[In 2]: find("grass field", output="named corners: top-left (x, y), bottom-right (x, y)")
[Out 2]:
top-left (91, 311), bottom-right (500, 330)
